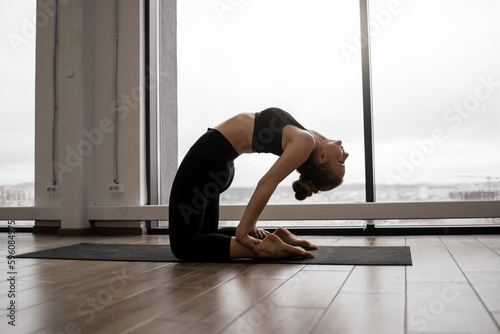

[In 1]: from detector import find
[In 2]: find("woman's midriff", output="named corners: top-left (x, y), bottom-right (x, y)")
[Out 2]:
top-left (213, 113), bottom-right (255, 154)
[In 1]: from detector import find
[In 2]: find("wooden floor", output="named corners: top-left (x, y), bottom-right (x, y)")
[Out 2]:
top-left (1, 233), bottom-right (500, 334)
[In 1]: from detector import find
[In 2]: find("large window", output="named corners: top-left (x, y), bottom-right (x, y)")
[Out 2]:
top-left (154, 0), bottom-right (500, 230)
top-left (0, 1), bottom-right (36, 226)
top-left (170, 0), bottom-right (500, 229)
top-left (177, 0), bottom-right (366, 207)
top-left (371, 0), bottom-right (500, 203)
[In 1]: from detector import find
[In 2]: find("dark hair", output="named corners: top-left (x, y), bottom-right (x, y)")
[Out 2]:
top-left (292, 150), bottom-right (344, 201)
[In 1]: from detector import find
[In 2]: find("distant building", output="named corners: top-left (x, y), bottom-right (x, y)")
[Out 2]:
top-left (449, 190), bottom-right (500, 201)
top-left (0, 183), bottom-right (34, 207)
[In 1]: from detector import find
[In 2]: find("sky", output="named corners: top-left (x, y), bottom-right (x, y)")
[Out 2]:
top-left (177, 0), bottom-right (500, 187)
top-left (1, 0), bottom-right (499, 188)
top-left (0, 1), bottom-right (36, 185)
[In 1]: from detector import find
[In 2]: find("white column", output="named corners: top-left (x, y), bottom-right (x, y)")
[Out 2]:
top-left (58, 0), bottom-right (93, 233)
top-left (91, 0), bottom-right (147, 234)
top-left (34, 0), bottom-right (147, 235)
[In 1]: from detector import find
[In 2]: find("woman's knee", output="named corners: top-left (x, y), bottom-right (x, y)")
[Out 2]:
top-left (170, 241), bottom-right (192, 261)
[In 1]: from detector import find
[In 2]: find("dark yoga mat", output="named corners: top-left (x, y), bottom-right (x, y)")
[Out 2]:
top-left (16, 243), bottom-right (412, 265)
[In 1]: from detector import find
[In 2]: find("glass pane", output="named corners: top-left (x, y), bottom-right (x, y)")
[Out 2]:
top-left (178, 0), bottom-right (365, 208)
top-left (0, 1), bottom-right (36, 226)
top-left (371, 0), bottom-right (500, 202)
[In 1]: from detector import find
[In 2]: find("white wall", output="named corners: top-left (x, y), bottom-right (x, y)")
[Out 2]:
top-left (92, 0), bottom-right (147, 206)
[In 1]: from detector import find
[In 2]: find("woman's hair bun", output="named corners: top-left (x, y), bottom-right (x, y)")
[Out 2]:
top-left (292, 179), bottom-right (319, 201)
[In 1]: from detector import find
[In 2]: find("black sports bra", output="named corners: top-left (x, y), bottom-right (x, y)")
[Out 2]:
top-left (251, 107), bottom-right (306, 155)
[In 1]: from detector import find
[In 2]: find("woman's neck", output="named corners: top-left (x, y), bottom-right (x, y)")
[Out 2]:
top-left (310, 130), bottom-right (328, 150)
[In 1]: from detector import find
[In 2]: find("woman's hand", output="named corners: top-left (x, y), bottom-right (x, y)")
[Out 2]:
top-left (236, 226), bottom-right (261, 255)
top-left (249, 227), bottom-right (270, 240)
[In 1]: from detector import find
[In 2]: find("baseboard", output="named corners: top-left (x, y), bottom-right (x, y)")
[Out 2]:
top-left (32, 225), bottom-right (61, 235)
top-left (93, 226), bottom-right (147, 236)
top-left (32, 225), bottom-right (147, 236)
top-left (58, 227), bottom-right (94, 237)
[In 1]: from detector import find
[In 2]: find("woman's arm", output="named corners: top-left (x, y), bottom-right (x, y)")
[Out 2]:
top-left (236, 129), bottom-right (314, 253)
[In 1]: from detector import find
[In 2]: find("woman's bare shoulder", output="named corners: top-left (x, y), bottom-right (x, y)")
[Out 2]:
top-left (282, 125), bottom-right (315, 152)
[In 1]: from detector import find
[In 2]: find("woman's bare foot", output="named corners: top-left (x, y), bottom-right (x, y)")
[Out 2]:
top-left (256, 234), bottom-right (314, 259)
top-left (273, 227), bottom-right (318, 250)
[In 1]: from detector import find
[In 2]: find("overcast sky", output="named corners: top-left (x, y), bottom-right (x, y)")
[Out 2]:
top-left (0, 1), bottom-right (36, 185)
top-left (1, 0), bottom-right (499, 188)
top-left (178, 0), bottom-right (500, 187)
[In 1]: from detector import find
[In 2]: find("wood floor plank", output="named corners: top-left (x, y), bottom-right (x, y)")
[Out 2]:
top-left (313, 293), bottom-right (405, 334)
top-left (406, 236), bottom-right (451, 257)
top-left (464, 271), bottom-right (500, 312)
top-left (407, 256), bottom-right (467, 283)
top-left (162, 263), bottom-right (254, 290)
top-left (36, 285), bottom-right (205, 334)
top-left (10, 265), bottom-right (205, 332)
top-left (303, 263), bottom-right (353, 271)
top-left (18, 260), bottom-right (168, 288)
top-left (239, 263), bottom-right (304, 279)
top-left (10, 294), bottom-right (90, 333)
top-left (10, 258), bottom-right (55, 268)
top-left (475, 235), bottom-right (500, 256)
top-left (493, 313), bottom-right (500, 329)
top-left (441, 236), bottom-right (498, 256)
top-left (6, 262), bottom-right (159, 311)
top-left (16, 259), bottom-right (105, 278)
top-left (305, 235), bottom-right (341, 246)
top-left (128, 319), bottom-right (222, 334)
top-left (0, 278), bottom-right (53, 297)
top-left (15, 259), bottom-right (128, 282)
top-left (159, 277), bottom-right (285, 324)
top-left (407, 282), bottom-right (500, 333)
top-left (4, 261), bottom-right (203, 332)
top-left (6, 282), bottom-right (78, 311)
top-left (68, 263), bottom-right (197, 300)
top-left (368, 236), bottom-right (407, 246)
top-left (333, 236), bottom-right (372, 246)
top-left (263, 270), bottom-right (350, 308)
top-left (341, 265), bottom-right (405, 294)
top-left (220, 306), bottom-right (323, 334)
top-left (441, 236), bottom-right (500, 272)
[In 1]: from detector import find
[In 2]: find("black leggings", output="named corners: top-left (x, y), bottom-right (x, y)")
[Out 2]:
top-left (169, 129), bottom-right (239, 261)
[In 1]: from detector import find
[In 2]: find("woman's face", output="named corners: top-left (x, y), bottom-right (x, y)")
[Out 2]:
top-left (325, 139), bottom-right (349, 177)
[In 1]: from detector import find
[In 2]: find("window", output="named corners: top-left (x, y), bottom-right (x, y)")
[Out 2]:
top-left (177, 0), bottom-right (365, 207)
top-left (0, 1), bottom-right (36, 227)
top-left (152, 0), bottom-right (499, 230)
top-left (371, 0), bottom-right (500, 203)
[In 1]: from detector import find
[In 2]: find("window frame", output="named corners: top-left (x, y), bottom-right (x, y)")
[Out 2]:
top-left (148, 0), bottom-right (500, 231)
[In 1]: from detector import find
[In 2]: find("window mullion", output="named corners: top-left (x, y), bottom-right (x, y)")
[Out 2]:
top-left (359, 0), bottom-right (376, 203)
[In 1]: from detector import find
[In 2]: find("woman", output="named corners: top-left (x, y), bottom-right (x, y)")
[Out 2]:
top-left (169, 107), bottom-right (349, 261)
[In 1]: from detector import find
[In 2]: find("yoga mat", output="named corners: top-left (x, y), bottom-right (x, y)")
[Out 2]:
top-left (16, 243), bottom-right (412, 265)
